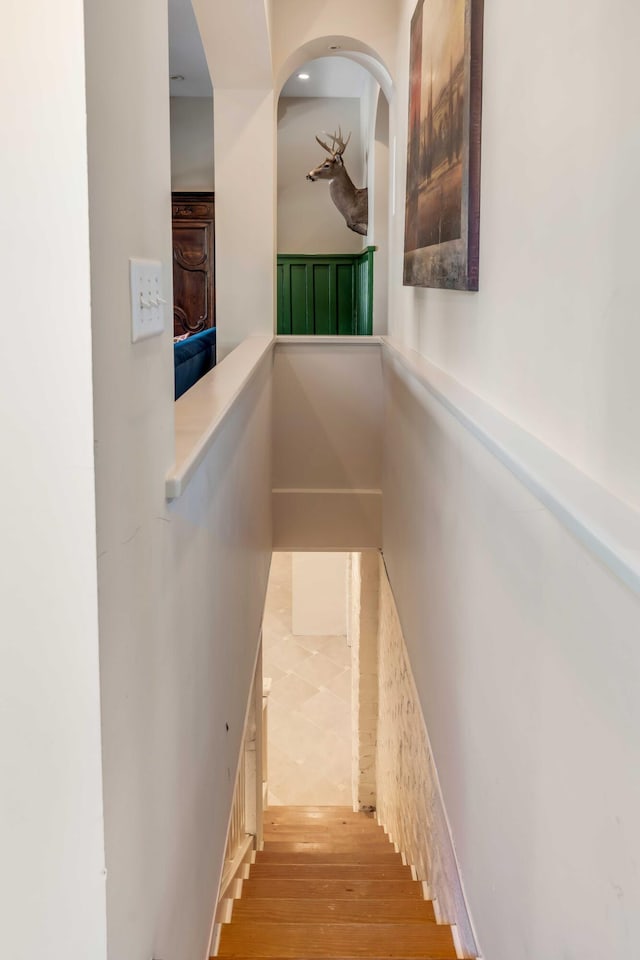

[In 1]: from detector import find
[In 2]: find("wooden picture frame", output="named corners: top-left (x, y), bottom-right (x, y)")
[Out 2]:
top-left (403, 0), bottom-right (484, 290)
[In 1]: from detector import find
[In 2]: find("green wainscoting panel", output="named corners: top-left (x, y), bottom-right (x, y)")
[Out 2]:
top-left (356, 246), bottom-right (375, 336)
top-left (277, 248), bottom-right (375, 336)
top-left (313, 263), bottom-right (333, 335)
top-left (290, 263), bottom-right (312, 334)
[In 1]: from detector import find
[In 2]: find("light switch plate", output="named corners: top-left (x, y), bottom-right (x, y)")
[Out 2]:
top-left (130, 258), bottom-right (165, 342)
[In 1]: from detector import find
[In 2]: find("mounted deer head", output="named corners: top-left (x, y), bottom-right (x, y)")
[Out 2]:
top-left (306, 127), bottom-right (368, 237)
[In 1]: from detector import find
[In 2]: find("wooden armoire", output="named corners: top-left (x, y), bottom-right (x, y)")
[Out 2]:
top-left (171, 192), bottom-right (215, 336)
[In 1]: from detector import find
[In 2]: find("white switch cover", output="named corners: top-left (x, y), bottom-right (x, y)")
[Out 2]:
top-left (130, 258), bottom-right (165, 342)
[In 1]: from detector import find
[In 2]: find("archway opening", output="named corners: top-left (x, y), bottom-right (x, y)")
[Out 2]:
top-left (276, 48), bottom-right (392, 337)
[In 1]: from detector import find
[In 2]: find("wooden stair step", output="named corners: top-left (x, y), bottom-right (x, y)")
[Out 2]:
top-left (231, 897), bottom-right (436, 924)
top-left (240, 878), bottom-right (423, 900)
top-left (249, 863), bottom-right (412, 881)
top-left (264, 810), bottom-right (379, 829)
top-left (256, 850), bottom-right (402, 864)
top-left (263, 822), bottom-right (385, 834)
top-left (265, 814), bottom-right (380, 823)
top-left (265, 806), bottom-right (367, 819)
top-left (262, 837), bottom-right (391, 849)
top-left (261, 839), bottom-right (394, 853)
top-left (262, 832), bottom-right (386, 845)
top-left (217, 921), bottom-right (457, 958)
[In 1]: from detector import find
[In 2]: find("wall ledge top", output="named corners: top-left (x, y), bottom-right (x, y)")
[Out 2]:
top-left (382, 336), bottom-right (640, 598)
top-left (276, 335), bottom-right (382, 346)
top-left (167, 334), bottom-right (274, 500)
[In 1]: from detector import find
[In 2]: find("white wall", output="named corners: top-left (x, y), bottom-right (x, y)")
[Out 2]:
top-left (0, 2), bottom-right (107, 958)
top-left (382, 353), bottom-right (640, 960)
top-left (390, 0), bottom-right (640, 513)
top-left (214, 88), bottom-right (277, 358)
top-left (292, 553), bottom-right (348, 635)
top-left (348, 551), bottom-right (379, 811)
top-left (272, 341), bottom-right (383, 550)
top-left (84, 1), bottom-right (272, 958)
top-left (192, 0), bottom-right (276, 358)
top-left (381, 3), bottom-right (640, 955)
top-left (360, 78), bottom-right (390, 336)
top-left (278, 97), bottom-right (364, 253)
top-left (170, 96), bottom-right (215, 191)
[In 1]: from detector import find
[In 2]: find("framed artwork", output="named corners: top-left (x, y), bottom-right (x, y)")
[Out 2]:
top-left (403, 0), bottom-right (484, 290)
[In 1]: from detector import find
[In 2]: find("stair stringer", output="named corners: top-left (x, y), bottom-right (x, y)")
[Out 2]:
top-left (375, 556), bottom-right (482, 960)
top-left (206, 642), bottom-right (264, 960)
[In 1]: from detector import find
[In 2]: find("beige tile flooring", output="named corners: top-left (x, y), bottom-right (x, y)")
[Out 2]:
top-left (263, 552), bottom-right (352, 806)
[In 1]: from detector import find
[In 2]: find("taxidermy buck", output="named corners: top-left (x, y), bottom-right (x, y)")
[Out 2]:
top-left (306, 128), bottom-right (368, 236)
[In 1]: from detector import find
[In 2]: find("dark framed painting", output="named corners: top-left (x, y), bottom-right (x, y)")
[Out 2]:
top-left (403, 0), bottom-right (484, 290)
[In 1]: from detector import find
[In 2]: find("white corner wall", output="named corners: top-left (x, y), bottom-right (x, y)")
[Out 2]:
top-left (368, 87), bottom-right (390, 334)
top-left (190, 1), bottom-right (276, 358)
top-left (0, 2), bottom-right (107, 958)
top-left (214, 88), bottom-right (276, 358)
top-left (84, 2), bottom-right (272, 958)
top-left (170, 96), bottom-right (215, 191)
top-left (278, 96), bottom-right (364, 254)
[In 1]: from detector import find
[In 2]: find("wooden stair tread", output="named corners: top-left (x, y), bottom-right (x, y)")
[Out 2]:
top-left (256, 850), bottom-right (402, 864)
top-left (263, 821), bottom-right (379, 836)
top-left (264, 833), bottom-right (395, 853)
top-left (240, 878), bottom-right (423, 900)
top-left (265, 806), bottom-right (367, 817)
top-left (249, 863), bottom-right (412, 880)
top-left (231, 898), bottom-right (436, 923)
top-left (261, 837), bottom-right (394, 848)
top-left (217, 921), bottom-right (456, 958)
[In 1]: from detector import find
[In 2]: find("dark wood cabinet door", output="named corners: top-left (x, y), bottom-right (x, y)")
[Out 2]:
top-left (172, 192), bottom-right (215, 336)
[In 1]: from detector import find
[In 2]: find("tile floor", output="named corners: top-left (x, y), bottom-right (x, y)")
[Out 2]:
top-left (263, 552), bottom-right (353, 806)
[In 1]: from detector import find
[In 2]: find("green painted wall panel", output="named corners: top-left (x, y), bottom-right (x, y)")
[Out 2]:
top-left (336, 263), bottom-right (355, 335)
top-left (290, 264), bottom-right (311, 335)
top-left (276, 263), bottom-right (290, 334)
top-left (277, 249), bottom-right (374, 336)
top-left (312, 264), bottom-right (334, 335)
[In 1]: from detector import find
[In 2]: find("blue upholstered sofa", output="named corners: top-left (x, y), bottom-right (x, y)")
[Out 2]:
top-left (173, 327), bottom-right (217, 400)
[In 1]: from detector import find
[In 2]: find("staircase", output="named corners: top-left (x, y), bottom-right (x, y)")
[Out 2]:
top-left (215, 806), bottom-right (461, 960)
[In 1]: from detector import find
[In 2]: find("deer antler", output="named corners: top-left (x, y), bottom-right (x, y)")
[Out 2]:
top-left (315, 134), bottom-right (335, 154)
top-left (316, 127), bottom-right (352, 157)
top-left (331, 127), bottom-right (352, 155)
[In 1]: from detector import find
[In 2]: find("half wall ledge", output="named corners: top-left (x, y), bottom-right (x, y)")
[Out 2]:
top-left (166, 335), bottom-right (275, 500)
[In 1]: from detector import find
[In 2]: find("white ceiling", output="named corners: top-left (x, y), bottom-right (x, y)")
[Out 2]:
top-left (167, 1), bottom-right (371, 100)
top-left (280, 57), bottom-right (370, 99)
top-left (168, 0), bottom-right (212, 98)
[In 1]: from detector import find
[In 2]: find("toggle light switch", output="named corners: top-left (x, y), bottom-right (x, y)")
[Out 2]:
top-left (130, 258), bottom-right (165, 342)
